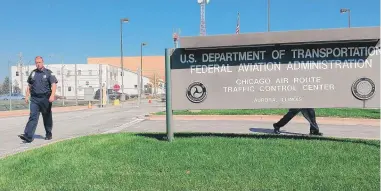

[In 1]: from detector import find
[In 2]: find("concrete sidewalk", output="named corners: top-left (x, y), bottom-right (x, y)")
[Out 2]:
top-left (148, 115), bottom-right (380, 126)
top-left (0, 106), bottom-right (90, 118)
top-left (0, 102), bottom-right (165, 159)
top-left (124, 116), bottom-right (380, 140)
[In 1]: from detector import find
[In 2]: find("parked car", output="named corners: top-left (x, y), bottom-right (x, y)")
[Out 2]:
top-left (0, 93), bottom-right (25, 100)
top-left (161, 93), bottom-right (166, 102)
top-left (93, 89), bottom-right (129, 101)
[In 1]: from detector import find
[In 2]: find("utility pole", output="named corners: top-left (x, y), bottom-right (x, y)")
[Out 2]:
top-left (267, 0), bottom-right (270, 32)
top-left (75, 63), bottom-right (78, 105)
top-left (153, 73), bottom-right (156, 96)
top-left (18, 52), bottom-right (24, 95)
top-left (61, 56), bottom-right (65, 106)
top-left (140, 42), bottom-right (147, 98)
top-left (340, 8), bottom-right (351, 28)
top-left (120, 18), bottom-right (129, 96)
top-left (8, 61), bottom-right (12, 110)
top-left (137, 67), bottom-right (141, 106)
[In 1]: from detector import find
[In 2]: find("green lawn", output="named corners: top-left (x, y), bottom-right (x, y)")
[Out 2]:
top-left (0, 133), bottom-right (379, 191)
top-left (155, 108), bottom-right (381, 119)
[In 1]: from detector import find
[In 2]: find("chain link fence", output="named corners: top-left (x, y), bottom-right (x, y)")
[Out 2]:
top-left (0, 61), bottom-right (30, 111)
top-left (0, 62), bottom-right (166, 111)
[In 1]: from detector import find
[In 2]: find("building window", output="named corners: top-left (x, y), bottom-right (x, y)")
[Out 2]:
top-left (134, 85), bottom-right (137, 88)
top-left (67, 71), bottom-right (71, 76)
top-left (77, 70), bottom-right (81, 75)
top-left (57, 70), bottom-right (61, 75)
top-left (68, 87), bottom-right (72, 91)
top-left (25, 71), bottom-right (29, 76)
top-left (16, 71), bottom-right (19, 76)
top-left (89, 70), bottom-right (92, 75)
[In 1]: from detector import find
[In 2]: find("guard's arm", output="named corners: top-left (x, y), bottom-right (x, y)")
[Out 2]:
top-left (25, 72), bottom-right (33, 102)
top-left (51, 83), bottom-right (57, 96)
top-left (25, 85), bottom-right (30, 98)
top-left (49, 71), bottom-right (58, 99)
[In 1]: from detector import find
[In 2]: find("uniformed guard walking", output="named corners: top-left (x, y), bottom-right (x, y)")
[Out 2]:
top-left (273, 108), bottom-right (323, 136)
top-left (18, 56), bottom-right (58, 143)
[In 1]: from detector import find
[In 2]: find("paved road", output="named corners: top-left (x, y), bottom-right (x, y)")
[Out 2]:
top-left (1, 102), bottom-right (379, 158)
top-left (124, 119), bottom-right (380, 140)
top-left (0, 102), bottom-right (165, 158)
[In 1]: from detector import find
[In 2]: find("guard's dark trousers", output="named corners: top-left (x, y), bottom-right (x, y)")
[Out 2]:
top-left (24, 97), bottom-right (53, 140)
top-left (274, 108), bottom-right (319, 131)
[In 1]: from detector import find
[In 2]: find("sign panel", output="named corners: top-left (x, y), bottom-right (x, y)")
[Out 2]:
top-left (113, 84), bottom-right (120, 92)
top-left (84, 87), bottom-right (94, 101)
top-left (170, 41), bottom-right (380, 110)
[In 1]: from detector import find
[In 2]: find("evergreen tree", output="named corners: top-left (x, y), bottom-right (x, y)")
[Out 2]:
top-left (1, 76), bottom-right (10, 95)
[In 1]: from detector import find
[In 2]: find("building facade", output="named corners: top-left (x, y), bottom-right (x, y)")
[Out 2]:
top-left (11, 63), bottom-right (165, 100)
top-left (87, 56), bottom-right (165, 83)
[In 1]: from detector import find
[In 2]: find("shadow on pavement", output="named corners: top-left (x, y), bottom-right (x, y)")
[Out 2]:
top-left (134, 132), bottom-right (380, 148)
top-left (33, 134), bottom-right (45, 139)
top-left (18, 134), bottom-right (45, 144)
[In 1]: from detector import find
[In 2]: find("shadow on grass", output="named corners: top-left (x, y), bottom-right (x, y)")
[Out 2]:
top-left (134, 132), bottom-right (380, 148)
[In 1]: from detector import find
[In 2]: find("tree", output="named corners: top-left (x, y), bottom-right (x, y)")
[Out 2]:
top-left (0, 76), bottom-right (10, 95)
top-left (13, 80), bottom-right (21, 94)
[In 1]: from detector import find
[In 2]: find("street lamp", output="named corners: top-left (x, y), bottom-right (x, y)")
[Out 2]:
top-left (267, 0), bottom-right (270, 32)
top-left (340, 8), bottom-right (351, 28)
top-left (140, 42), bottom-right (147, 96)
top-left (120, 18), bottom-right (129, 95)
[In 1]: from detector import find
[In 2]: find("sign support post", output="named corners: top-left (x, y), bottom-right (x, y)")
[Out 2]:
top-left (165, 48), bottom-right (174, 142)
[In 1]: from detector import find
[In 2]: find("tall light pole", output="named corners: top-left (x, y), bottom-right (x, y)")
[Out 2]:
top-left (120, 18), bottom-right (129, 95)
top-left (340, 8), bottom-right (351, 28)
top-left (267, 0), bottom-right (270, 32)
top-left (140, 42), bottom-right (147, 97)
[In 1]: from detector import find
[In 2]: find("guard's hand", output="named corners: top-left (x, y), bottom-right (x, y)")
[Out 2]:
top-left (49, 96), bottom-right (55, 103)
top-left (25, 97), bottom-right (29, 104)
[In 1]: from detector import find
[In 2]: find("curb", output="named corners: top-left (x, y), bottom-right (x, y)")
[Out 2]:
top-left (147, 114), bottom-right (380, 127)
top-left (0, 106), bottom-right (89, 118)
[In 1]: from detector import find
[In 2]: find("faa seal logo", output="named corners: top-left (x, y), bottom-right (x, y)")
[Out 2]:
top-left (351, 77), bottom-right (376, 100)
top-left (186, 82), bottom-right (207, 103)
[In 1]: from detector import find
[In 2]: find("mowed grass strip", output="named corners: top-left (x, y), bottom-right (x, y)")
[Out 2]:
top-left (155, 108), bottom-right (380, 119)
top-left (0, 133), bottom-right (379, 191)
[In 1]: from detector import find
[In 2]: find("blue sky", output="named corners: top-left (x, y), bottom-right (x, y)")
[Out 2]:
top-left (0, 0), bottom-right (379, 80)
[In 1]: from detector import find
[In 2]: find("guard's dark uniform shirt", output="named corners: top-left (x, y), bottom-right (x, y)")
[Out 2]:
top-left (23, 68), bottom-right (58, 140)
top-left (27, 68), bottom-right (58, 98)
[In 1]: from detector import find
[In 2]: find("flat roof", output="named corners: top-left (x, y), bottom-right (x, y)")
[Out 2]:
top-left (180, 26), bottom-right (380, 48)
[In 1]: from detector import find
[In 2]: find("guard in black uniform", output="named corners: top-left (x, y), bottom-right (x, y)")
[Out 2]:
top-left (273, 108), bottom-right (323, 136)
top-left (18, 56), bottom-right (58, 143)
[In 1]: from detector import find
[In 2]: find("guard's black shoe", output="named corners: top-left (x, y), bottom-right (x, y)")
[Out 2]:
top-left (309, 130), bottom-right (323, 136)
top-left (18, 134), bottom-right (33, 143)
top-left (45, 135), bottom-right (52, 140)
top-left (273, 123), bottom-right (281, 134)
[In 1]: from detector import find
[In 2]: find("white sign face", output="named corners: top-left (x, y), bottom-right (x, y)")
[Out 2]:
top-left (84, 87), bottom-right (94, 101)
top-left (170, 41), bottom-right (380, 110)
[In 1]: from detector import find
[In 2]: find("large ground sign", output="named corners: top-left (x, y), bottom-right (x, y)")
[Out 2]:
top-left (169, 27), bottom-right (380, 110)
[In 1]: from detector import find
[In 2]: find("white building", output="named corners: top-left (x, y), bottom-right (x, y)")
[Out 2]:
top-left (11, 63), bottom-right (165, 100)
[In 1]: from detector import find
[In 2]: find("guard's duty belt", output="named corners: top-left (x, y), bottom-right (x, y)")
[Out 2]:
top-left (31, 92), bottom-right (51, 98)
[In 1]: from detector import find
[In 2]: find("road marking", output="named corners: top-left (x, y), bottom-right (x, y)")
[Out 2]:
top-left (101, 118), bottom-right (145, 134)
